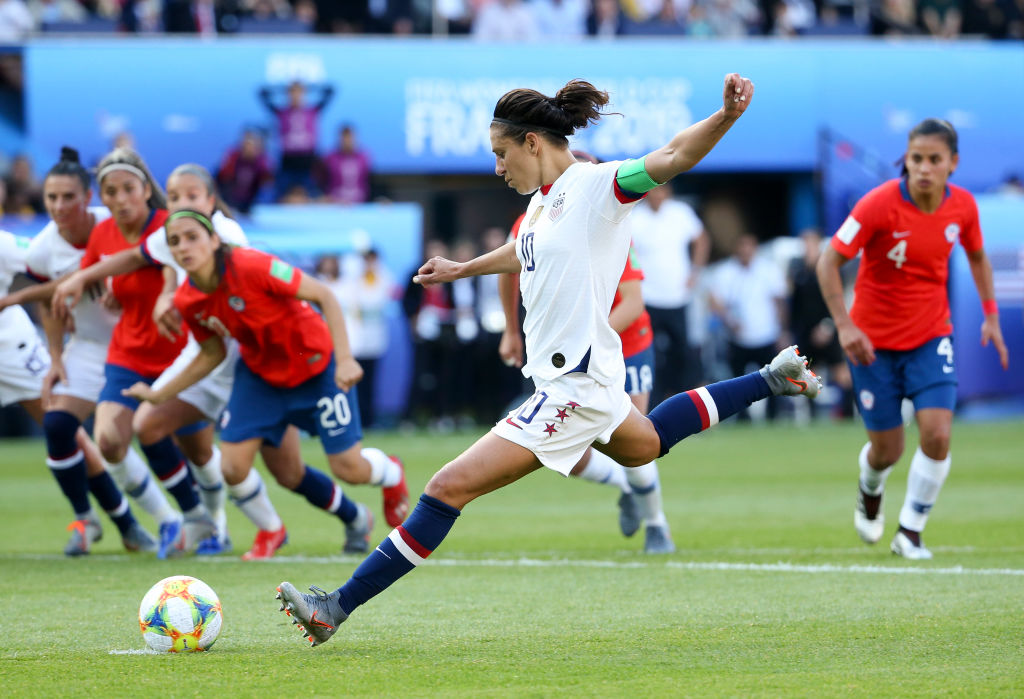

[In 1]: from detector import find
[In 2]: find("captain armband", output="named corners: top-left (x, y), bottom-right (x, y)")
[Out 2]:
top-left (615, 157), bottom-right (662, 195)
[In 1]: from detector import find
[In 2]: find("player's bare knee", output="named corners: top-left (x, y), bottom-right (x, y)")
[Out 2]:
top-left (96, 432), bottom-right (127, 463)
top-left (423, 465), bottom-right (468, 505)
top-left (327, 453), bottom-right (369, 485)
top-left (919, 432), bottom-right (950, 460)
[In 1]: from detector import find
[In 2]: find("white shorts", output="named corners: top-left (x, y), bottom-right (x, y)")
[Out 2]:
top-left (152, 338), bottom-right (239, 422)
top-left (0, 308), bottom-right (50, 407)
top-left (491, 372), bottom-right (633, 476)
top-left (52, 338), bottom-right (109, 403)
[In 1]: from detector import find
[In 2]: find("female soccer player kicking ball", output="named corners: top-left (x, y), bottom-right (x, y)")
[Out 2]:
top-left (816, 118), bottom-right (1009, 559)
top-left (277, 74), bottom-right (820, 646)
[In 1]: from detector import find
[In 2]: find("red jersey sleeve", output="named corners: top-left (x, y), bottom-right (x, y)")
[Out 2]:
top-left (956, 188), bottom-right (983, 254)
top-left (80, 229), bottom-right (102, 268)
top-left (830, 182), bottom-right (892, 258)
top-left (242, 251), bottom-right (304, 299)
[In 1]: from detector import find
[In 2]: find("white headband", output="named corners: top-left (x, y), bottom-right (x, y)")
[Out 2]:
top-left (98, 162), bottom-right (147, 184)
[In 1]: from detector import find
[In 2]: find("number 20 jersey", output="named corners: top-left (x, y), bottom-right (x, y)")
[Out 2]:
top-left (830, 179), bottom-right (984, 351)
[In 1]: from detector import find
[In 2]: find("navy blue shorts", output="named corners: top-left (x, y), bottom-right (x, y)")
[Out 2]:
top-left (220, 356), bottom-right (363, 453)
top-left (98, 363), bottom-right (160, 411)
top-left (624, 345), bottom-right (655, 396)
top-left (849, 335), bottom-right (957, 432)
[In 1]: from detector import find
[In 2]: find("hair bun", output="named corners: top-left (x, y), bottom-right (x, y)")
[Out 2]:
top-left (59, 146), bottom-right (81, 164)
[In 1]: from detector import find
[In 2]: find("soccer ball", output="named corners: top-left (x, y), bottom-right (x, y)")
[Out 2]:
top-left (138, 575), bottom-right (223, 652)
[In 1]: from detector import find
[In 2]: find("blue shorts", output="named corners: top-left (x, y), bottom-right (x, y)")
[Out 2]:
top-left (98, 363), bottom-right (160, 411)
top-left (220, 356), bottom-right (363, 454)
top-left (849, 335), bottom-right (957, 432)
top-left (624, 345), bottom-right (655, 396)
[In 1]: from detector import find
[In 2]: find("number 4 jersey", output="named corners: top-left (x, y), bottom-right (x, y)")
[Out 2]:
top-left (830, 179), bottom-right (983, 351)
top-left (174, 247), bottom-right (332, 388)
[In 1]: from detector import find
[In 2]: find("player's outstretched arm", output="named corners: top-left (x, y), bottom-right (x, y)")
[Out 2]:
top-left (0, 276), bottom-right (62, 312)
top-left (295, 274), bottom-right (363, 390)
top-left (643, 73), bottom-right (754, 185)
top-left (122, 336), bottom-right (225, 404)
top-left (966, 247), bottom-right (1009, 369)
top-left (816, 245), bottom-right (875, 366)
top-left (53, 247), bottom-right (147, 317)
top-left (414, 239), bottom-right (521, 287)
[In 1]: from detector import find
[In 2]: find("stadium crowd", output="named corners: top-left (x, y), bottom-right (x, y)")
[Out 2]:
top-left (1, 0), bottom-right (1023, 40)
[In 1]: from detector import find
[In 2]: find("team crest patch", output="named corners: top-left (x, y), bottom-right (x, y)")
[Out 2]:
top-left (549, 193), bottom-right (565, 221)
top-left (944, 223), bottom-right (960, 243)
top-left (228, 296), bottom-right (245, 311)
top-left (529, 206), bottom-right (545, 227)
top-left (859, 390), bottom-right (875, 411)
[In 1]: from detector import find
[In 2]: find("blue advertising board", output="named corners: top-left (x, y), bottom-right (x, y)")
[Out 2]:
top-left (23, 39), bottom-right (1024, 192)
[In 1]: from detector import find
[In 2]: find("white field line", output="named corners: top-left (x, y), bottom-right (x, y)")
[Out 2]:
top-left (10, 552), bottom-right (1021, 577)
top-left (108, 649), bottom-right (160, 655)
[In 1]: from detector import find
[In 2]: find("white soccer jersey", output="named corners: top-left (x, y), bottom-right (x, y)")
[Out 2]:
top-left (516, 161), bottom-right (641, 387)
top-left (0, 230), bottom-right (35, 340)
top-left (143, 211), bottom-right (248, 285)
top-left (24, 207), bottom-right (116, 346)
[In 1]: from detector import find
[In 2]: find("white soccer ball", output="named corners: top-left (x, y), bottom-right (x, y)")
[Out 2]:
top-left (138, 575), bottom-right (223, 653)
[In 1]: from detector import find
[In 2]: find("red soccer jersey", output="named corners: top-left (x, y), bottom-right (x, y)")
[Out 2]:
top-left (80, 210), bottom-right (183, 376)
top-left (830, 179), bottom-right (983, 351)
top-left (615, 244), bottom-right (653, 357)
top-left (511, 215), bottom-right (652, 357)
top-left (174, 247), bottom-right (332, 388)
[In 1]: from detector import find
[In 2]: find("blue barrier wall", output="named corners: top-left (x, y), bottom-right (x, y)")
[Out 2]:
top-left (23, 39), bottom-right (1024, 191)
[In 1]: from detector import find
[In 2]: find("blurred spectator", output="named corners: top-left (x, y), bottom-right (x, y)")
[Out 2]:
top-left (961, 0), bottom-right (1014, 37)
top-left (708, 233), bottom-right (788, 421)
top-left (630, 184), bottom-right (710, 403)
top-left (624, 0), bottom-right (689, 33)
top-left (996, 173), bottom-right (1024, 196)
top-left (686, 2), bottom-right (716, 34)
top-left (402, 239), bottom-right (459, 430)
top-left (351, 247), bottom-right (397, 429)
top-left (767, 0), bottom-right (816, 34)
top-left (244, 0), bottom-right (292, 19)
top-left (0, 0), bottom-right (35, 40)
top-left (532, 0), bottom-right (588, 38)
top-left (163, 0), bottom-right (242, 34)
top-left (451, 238), bottom-right (481, 426)
top-left (3, 154), bottom-right (44, 215)
top-left (787, 228), bottom-right (853, 418)
top-left (279, 183), bottom-right (313, 204)
top-left (28, 0), bottom-right (86, 26)
top-left (366, 0), bottom-right (415, 34)
top-left (473, 0), bottom-right (539, 40)
top-left (703, 0), bottom-right (760, 37)
top-left (216, 127), bottom-right (273, 213)
top-left (259, 79), bottom-right (334, 200)
top-left (315, 253), bottom-right (361, 353)
top-left (436, 0), bottom-right (473, 34)
top-left (320, 123), bottom-right (372, 204)
top-left (588, 0), bottom-right (626, 35)
top-left (919, 0), bottom-right (962, 36)
top-left (871, 0), bottom-right (920, 34)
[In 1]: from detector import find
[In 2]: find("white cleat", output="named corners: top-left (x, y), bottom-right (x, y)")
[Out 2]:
top-left (891, 531), bottom-right (933, 560)
top-left (759, 345), bottom-right (822, 399)
top-left (854, 490), bottom-right (884, 544)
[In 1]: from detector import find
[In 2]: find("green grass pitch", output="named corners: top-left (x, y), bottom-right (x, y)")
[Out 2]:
top-left (1, 421), bottom-right (1022, 697)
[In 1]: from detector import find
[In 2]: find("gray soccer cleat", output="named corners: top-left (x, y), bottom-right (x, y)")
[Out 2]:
top-left (122, 520), bottom-right (159, 552)
top-left (891, 530), bottom-right (933, 560)
top-left (181, 511), bottom-right (218, 554)
top-left (617, 491), bottom-right (641, 538)
top-left (643, 524), bottom-right (676, 554)
top-left (759, 345), bottom-right (822, 398)
top-left (343, 503), bottom-right (374, 554)
top-left (64, 513), bottom-right (103, 556)
top-left (276, 582), bottom-right (348, 647)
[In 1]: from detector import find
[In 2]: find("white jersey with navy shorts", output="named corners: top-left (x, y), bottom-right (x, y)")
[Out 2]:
top-left (143, 211), bottom-right (248, 421)
top-left (491, 161), bottom-right (643, 475)
top-left (24, 208), bottom-right (115, 403)
top-left (0, 230), bottom-right (50, 406)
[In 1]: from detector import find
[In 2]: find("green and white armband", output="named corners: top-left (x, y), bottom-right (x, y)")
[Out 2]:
top-left (615, 157), bottom-right (662, 195)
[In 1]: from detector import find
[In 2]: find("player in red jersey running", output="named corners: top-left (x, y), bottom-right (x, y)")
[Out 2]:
top-left (817, 118), bottom-right (1009, 560)
top-left (53, 147), bottom-right (212, 559)
top-left (124, 210), bottom-right (407, 559)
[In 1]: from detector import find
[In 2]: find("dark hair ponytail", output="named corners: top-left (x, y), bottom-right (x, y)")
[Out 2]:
top-left (900, 118), bottom-right (958, 177)
top-left (492, 79), bottom-right (610, 146)
top-left (46, 146), bottom-right (91, 192)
